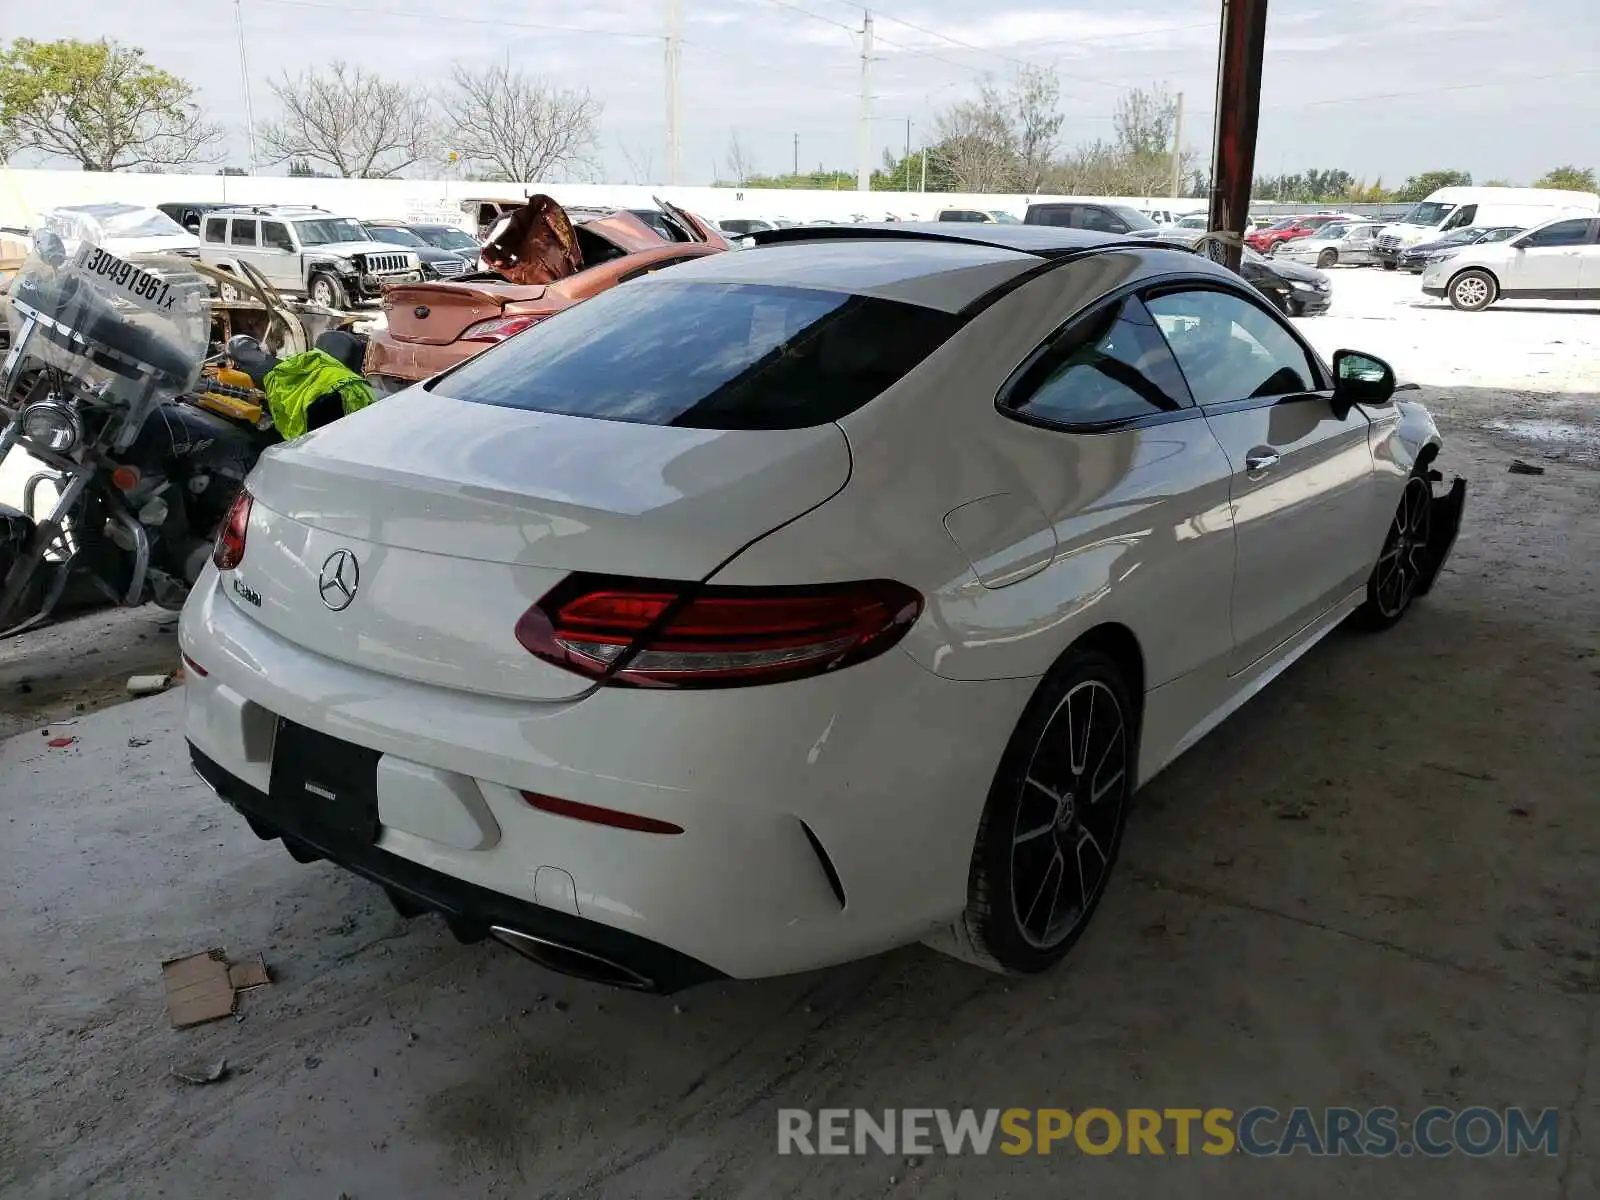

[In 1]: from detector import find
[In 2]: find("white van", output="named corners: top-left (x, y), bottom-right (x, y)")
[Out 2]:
top-left (1375, 186), bottom-right (1599, 268)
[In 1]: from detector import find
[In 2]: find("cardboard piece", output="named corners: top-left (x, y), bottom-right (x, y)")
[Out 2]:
top-left (227, 955), bottom-right (271, 991)
top-left (162, 949), bottom-right (236, 1028)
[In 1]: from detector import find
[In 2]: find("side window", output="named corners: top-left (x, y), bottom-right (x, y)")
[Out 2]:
top-left (229, 218), bottom-right (258, 247)
top-left (1005, 296), bottom-right (1193, 428)
top-left (1145, 289), bottom-right (1318, 407)
top-left (1519, 219), bottom-right (1591, 248)
top-left (1032, 206), bottom-right (1075, 228)
top-left (261, 221), bottom-right (294, 251)
top-left (203, 217), bottom-right (227, 244)
top-left (1078, 206), bottom-right (1125, 234)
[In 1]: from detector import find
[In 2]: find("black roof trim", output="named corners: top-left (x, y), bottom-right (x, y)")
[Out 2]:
top-left (744, 222), bottom-right (1121, 259)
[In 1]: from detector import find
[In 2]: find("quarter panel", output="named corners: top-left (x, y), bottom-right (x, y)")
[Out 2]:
top-left (713, 253), bottom-right (1239, 695)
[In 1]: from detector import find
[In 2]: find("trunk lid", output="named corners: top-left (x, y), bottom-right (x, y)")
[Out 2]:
top-left (230, 387), bottom-right (852, 701)
top-left (379, 280), bottom-right (547, 344)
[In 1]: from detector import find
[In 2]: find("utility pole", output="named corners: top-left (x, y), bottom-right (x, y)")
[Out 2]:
top-left (904, 118), bottom-right (911, 191)
top-left (234, 0), bottom-right (258, 174)
top-left (793, 133), bottom-right (799, 177)
top-left (857, 10), bottom-right (874, 192)
top-left (920, 146), bottom-right (927, 192)
top-left (1169, 91), bottom-right (1184, 198)
top-left (664, 0), bottom-right (683, 185)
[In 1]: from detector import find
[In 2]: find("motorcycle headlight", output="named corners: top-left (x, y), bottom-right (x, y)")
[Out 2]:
top-left (20, 400), bottom-right (82, 453)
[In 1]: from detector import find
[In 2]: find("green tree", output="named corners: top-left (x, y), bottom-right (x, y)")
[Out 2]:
top-left (1391, 170), bottom-right (1472, 202)
top-left (0, 37), bottom-right (221, 170)
top-left (1533, 165), bottom-right (1597, 191)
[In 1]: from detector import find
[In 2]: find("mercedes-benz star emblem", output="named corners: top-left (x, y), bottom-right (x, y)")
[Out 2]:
top-left (317, 549), bottom-right (359, 611)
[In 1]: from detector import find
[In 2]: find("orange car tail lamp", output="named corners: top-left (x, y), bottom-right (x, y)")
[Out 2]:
top-left (514, 575), bottom-right (924, 688)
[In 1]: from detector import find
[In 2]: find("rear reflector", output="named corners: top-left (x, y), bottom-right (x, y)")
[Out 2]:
top-left (460, 314), bottom-right (546, 343)
top-left (212, 489), bottom-right (252, 571)
top-left (181, 652), bottom-right (209, 678)
top-left (521, 791), bottom-right (683, 835)
top-left (515, 575), bottom-right (923, 688)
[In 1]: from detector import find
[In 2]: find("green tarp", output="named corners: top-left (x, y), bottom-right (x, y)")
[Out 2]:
top-left (263, 349), bottom-right (377, 440)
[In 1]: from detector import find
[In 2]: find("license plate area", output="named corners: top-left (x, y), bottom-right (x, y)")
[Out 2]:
top-left (268, 720), bottom-right (381, 844)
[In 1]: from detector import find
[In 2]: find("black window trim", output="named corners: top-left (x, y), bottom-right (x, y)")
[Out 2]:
top-left (995, 281), bottom-right (1199, 435)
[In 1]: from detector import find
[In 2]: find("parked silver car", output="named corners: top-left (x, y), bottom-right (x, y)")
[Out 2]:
top-left (1275, 221), bottom-right (1385, 268)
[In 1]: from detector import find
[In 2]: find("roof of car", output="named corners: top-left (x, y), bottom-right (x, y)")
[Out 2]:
top-left (641, 226), bottom-right (1222, 313)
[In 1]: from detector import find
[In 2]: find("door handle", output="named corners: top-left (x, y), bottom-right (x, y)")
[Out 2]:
top-left (1245, 450), bottom-right (1280, 471)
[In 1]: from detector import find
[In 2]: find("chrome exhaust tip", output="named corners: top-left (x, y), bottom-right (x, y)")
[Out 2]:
top-left (490, 926), bottom-right (655, 991)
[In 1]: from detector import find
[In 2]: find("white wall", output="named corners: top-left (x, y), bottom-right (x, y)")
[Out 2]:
top-left (0, 167), bottom-right (1209, 230)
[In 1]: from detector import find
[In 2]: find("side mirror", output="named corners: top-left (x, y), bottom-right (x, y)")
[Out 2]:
top-left (1332, 349), bottom-right (1396, 411)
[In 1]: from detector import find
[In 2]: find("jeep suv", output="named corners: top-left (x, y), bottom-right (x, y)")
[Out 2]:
top-left (197, 205), bottom-right (422, 308)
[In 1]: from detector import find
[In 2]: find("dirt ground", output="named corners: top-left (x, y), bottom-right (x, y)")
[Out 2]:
top-left (0, 270), bottom-right (1597, 1199)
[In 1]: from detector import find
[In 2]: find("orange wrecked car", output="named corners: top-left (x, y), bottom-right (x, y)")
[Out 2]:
top-left (363, 195), bottom-right (728, 392)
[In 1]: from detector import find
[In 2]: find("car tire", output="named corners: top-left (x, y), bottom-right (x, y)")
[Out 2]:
top-left (309, 273), bottom-right (347, 310)
top-left (1317, 249), bottom-right (1338, 269)
top-left (1447, 269), bottom-right (1497, 312)
top-left (933, 646), bottom-right (1136, 975)
top-left (1382, 260), bottom-right (1398, 271)
top-left (1352, 473), bottom-right (1434, 632)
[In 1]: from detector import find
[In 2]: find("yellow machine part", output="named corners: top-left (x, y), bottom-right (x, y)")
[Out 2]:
top-left (190, 367), bottom-right (265, 424)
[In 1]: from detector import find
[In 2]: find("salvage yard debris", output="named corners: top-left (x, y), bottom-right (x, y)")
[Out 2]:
top-left (127, 673), bottom-right (175, 696)
top-left (161, 948), bottom-right (273, 1028)
top-left (171, 1058), bottom-right (229, 1086)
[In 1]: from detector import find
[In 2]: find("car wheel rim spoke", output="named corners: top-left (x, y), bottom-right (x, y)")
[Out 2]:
top-left (1375, 478), bottom-right (1431, 616)
top-left (1011, 679), bottom-right (1127, 950)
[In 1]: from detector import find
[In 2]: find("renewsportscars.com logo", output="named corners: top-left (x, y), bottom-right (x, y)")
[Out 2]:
top-left (777, 1107), bottom-right (1560, 1158)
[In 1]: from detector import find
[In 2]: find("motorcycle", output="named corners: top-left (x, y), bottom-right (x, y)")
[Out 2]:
top-left (0, 226), bottom-right (253, 635)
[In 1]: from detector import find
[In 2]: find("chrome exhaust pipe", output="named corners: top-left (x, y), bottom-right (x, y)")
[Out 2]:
top-left (490, 926), bottom-right (655, 991)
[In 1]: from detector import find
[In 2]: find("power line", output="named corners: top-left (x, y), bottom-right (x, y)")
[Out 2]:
top-left (250, 0), bottom-right (664, 39)
top-left (687, 40), bottom-right (860, 100)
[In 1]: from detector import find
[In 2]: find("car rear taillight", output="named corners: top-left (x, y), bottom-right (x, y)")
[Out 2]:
top-left (213, 489), bottom-right (252, 570)
top-left (515, 575), bottom-right (924, 688)
top-left (460, 314), bottom-right (546, 343)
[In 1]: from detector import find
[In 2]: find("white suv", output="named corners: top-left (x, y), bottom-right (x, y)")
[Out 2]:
top-left (1422, 215), bottom-right (1600, 311)
top-left (198, 205), bottom-right (422, 308)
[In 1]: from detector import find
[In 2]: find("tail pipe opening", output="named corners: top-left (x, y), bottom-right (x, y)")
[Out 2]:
top-left (490, 926), bottom-right (656, 990)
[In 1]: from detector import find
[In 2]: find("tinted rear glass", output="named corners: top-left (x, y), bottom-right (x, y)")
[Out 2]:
top-left (434, 281), bottom-right (964, 430)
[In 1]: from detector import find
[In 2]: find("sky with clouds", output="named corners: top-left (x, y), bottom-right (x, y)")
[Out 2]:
top-left (5, 0), bottom-right (1597, 186)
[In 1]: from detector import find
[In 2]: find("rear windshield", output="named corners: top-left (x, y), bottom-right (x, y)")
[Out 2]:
top-left (434, 281), bottom-right (964, 430)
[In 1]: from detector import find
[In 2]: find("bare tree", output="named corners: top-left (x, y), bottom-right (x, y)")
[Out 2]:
top-left (618, 140), bottom-right (656, 185)
top-left (927, 67), bottom-right (1061, 193)
top-left (930, 85), bottom-right (1018, 192)
top-left (440, 62), bottom-right (601, 183)
top-left (0, 38), bottom-right (221, 171)
top-left (724, 129), bottom-right (756, 186)
top-left (256, 62), bottom-right (434, 178)
top-left (1011, 66), bottom-right (1062, 192)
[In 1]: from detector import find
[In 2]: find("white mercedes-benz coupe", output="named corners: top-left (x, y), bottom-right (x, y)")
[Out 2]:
top-left (181, 225), bottom-right (1465, 991)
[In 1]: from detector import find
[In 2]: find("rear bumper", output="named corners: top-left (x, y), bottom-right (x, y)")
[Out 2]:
top-left (190, 744), bottom-right (724, 992)
top-left (178, 568), bottom-right (1033, 982)
top-left (361, 332), bottom-right (479, 385)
